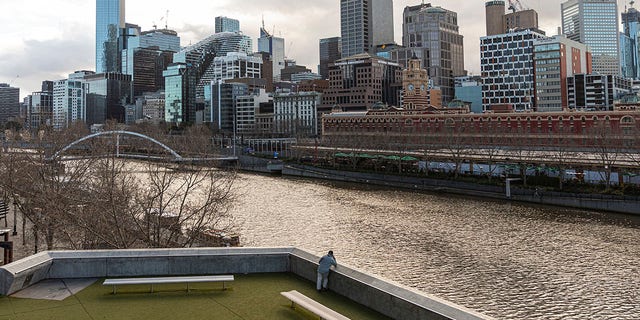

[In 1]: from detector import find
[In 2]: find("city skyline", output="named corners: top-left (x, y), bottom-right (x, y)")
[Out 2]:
top-left (0, 0), bottom-right (630, 99)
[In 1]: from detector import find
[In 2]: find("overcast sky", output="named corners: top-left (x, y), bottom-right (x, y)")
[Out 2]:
top-left (0, 0), bottom-right (629, 99)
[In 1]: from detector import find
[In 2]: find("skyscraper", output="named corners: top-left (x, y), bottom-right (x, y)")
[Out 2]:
top-left (621, 5), bottom-right (640, 79)
top-left (340, 0), bottom-right (394, 58)
top-left (258, 24), bottom-right (285, 81)
top-left (96, 0), bottom-right (125, 73)
top-left (561, 0), bottom-right (620, 75)
top-left (215, 16), bottom-right (240, 33)
top-left (319, 37), bottom-right (341, 80)
top-left (399, 3), bottom-right (464, 104)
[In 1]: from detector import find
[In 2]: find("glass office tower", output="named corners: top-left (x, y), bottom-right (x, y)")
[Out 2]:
top-left (96, 0), bottom-right (125, 73)
top-left (561, 0), bottom-right (620, 75)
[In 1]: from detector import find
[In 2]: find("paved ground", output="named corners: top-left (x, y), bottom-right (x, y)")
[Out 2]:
top-left (10, 279), bottom-right (98, 301)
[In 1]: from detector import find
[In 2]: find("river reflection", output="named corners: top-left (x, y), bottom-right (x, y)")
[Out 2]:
top-left (234, 172), bottom-right (640, 319)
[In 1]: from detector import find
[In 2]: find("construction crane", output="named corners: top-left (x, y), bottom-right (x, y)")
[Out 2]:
top-left (508, 0), bottom-right (526, 13)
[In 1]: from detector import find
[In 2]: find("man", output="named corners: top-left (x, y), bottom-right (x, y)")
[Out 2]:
top-left (317, 250), bottom-right (337, 292)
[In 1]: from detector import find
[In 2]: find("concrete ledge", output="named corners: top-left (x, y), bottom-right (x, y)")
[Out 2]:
top-left (288, 248), bottom-right (491, 320)
top-left (1, 247), bottom-right (493, 320)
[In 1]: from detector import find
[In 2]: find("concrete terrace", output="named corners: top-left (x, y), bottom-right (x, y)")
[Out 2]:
top-left (0, 248), bottom-right (493, 320)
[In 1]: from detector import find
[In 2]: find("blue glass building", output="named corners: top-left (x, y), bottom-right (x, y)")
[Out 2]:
top-left (96, 0), bottom-right (125, 73)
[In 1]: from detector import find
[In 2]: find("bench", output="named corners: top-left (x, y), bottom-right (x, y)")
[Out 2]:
top-left (280, 290), bottom-right (351, 320)
top-left (103, 275), bottom-right (234, 294)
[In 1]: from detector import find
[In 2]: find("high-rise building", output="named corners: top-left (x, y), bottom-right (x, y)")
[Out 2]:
top-left (398, 3), bottom-right (464, 104)
top-left (320, 53), bottom-right (402, 113)
top-left (621, 5), bottom-right (640, 79)
top-left (163, 63), bottom-right (195, 124)
top-left (96, 0), bottom-right (125, 73)
top-left (319, 37), bottom-right (342, 80)
top-left (53, 71), bottom-right (93, 129)
top-left (84, 73), bottom-right (132, 125)
top-left (26, 81), bottom-right (54, 130)
top-left (205, 82), bottom-right (249, 130)
top-left (258, 24), bottom-right (285, 81)
top-left (561, 0), bottom-right (620, 75)
top-left (0, 83), bottom-right (20, 124)
top-left (215, 16), bottom-right (240, 33)
top-left (533, 35), bottom-right (591, 112)
top-left (340, 0), bottom-right (394, 58)
top-left (481, 29), bottom-right (547, 112)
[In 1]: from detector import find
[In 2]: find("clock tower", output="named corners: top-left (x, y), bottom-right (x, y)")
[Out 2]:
top-left (402, 54), bottom-right (430, 110)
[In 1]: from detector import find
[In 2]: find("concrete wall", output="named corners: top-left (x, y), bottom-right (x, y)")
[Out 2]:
top-left (0, 247), bottom-right (493, 320)
top-left (280, 164), bottom-right (640, 215)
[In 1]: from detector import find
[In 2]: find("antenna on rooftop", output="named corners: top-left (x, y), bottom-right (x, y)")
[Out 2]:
top-left (165, 10), bottom-right (169, 29)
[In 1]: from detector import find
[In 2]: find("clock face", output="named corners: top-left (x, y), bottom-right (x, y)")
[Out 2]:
top-left (421, 84), bottom-right (426, 92)
top-left (408, 84), bottom-right (415, 92)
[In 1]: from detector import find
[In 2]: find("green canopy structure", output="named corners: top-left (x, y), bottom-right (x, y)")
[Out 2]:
top-left (334, 152), bottom-right (351, 158)
top-left (401, 156), bottom-right (419, 161)
top-left (383, 155), bottom-right (401, 161)
top-left (357, 153), bottom-right (378, 159)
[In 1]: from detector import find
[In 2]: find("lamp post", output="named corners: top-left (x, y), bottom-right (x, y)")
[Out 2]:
top-left (12, 200), bottom-right (17, 236)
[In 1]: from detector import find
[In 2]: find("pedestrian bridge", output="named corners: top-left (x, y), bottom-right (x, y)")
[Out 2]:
top-left (46, 131), bottom-right (237, 163)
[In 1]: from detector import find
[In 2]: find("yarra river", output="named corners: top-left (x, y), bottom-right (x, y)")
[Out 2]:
top-left (233, 172), bottom-right (639, 320)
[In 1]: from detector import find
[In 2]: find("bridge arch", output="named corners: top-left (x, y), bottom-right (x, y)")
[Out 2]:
top-left (49, 130), bottom-right (183, 161)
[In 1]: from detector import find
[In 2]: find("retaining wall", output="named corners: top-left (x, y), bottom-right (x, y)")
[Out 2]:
top-left (0, 247), bottom-right (492, 320)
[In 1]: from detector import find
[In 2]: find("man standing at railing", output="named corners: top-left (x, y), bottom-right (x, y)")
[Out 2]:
top-left (317, 250), bottom-right (337, 292)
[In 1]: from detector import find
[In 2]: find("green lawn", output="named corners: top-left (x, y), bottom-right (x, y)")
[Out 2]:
top-left (0, 273), bottom-right (391, 320)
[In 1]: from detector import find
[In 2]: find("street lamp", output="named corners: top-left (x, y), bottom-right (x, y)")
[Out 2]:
top-left (12, 200), bottom-right (17, 236)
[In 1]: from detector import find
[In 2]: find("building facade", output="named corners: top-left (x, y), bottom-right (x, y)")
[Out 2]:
top-left (400, 3), bottom-right (464, 104)
top-left (163, 63), bottom-right (195, 124)
top-left (621, 5), bottom-right (640, 79)
top-left (340, 0), bottom-right (394, 58)
top-left (454, 76), bottom-right (483, 114)
top-left (26, 81), bottom-right (54, 130)
top-left (258, 26), bottom-right (285, 81)
top-left (486, 1), bottom-right (506, 36)
top-left (96, 0), bottom-right (125, 73)
top-left (273, 91), bottom-right (322, 137)
top-left (84, 73), bottom-right (132, 125)
top-left (320, 53), bottom-right (402, 113)
top-left (561, 0), bottom-right (620, 75)
top-left (235, 89), bottom-right (273, 135)
top-left (205, 82), bottom-right (249, 131)
top-left (0, 84), bottom-right (20, 125)
top-left (321, 107), bottom-right (640, 151)
top-left (567, 74), bottom-right (632, 110)
top-left (533, 35), bottom-right (591, 112)
top-left (319, 37), bottom-right (342, 80)
top-left (215, 16), bottom-right (240, 33)
top-left (135, 92), bottom-right (165, 124)
top-left (212, 52), bottom-right (263, 82)
top-left (481, 29), bottom-right (547, 112)
top-left (52, 71), bottom-right (93, 129)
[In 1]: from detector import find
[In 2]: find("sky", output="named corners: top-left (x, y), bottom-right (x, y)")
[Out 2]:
top-left (0, 0), bottom-right (630, 99)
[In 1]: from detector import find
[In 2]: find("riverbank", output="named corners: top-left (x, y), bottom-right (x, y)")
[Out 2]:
top-left (238, 155), bottom-right (640, 215)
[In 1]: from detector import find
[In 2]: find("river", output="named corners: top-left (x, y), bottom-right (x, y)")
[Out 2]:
top-left (233, 172), bottom-right (640, 319)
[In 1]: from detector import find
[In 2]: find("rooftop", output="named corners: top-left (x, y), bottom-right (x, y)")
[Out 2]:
top-left (0, 273), bottom-right (389, 320)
